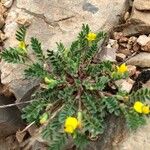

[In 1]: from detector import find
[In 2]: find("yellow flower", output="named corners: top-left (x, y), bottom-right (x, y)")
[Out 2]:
top-left (64, 117), bottom-right (79, 134)
top-left (86, 32), bottom-right (97, 41)
top-left (142, 106), bottom-right (150, 114)
top-left (117, 63), bottom-right (128, 74)
top-left (133, 101), bottom-right (144, 113)
top-left (18, 41), bottom-right (26, 50)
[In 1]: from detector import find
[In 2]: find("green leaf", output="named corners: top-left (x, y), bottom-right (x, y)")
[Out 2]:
top-left (124, 109), bottom-right (146, 131)
top-left (31, 37), bottom-right (45, 60)
top-left (102, 97), bottom-right (121, 116)
top-left (16, 26), bottom-right (26, 41)
top-left (58, 104), bottom-right (75, 123)
top-left (42, 117), bottom-right (61, 140)
top-left (24, 63), bottom-right (47, 78)
top-left (49, 132), bottom-right (66, 150)
top-left (129, 88), bottom-right (150, 103)
top-left (83, 113), bottom-right (104, 137)
top-left (22, 100), bottom-right (47, 123)
top-left (83, 76), bottom-right (110, 91)
top-left (82, 93), bottom-right (97, 115)
top-left (0, 48), bottom-right (25, 63)
top-left (74, 133), bottom-right (88, 150)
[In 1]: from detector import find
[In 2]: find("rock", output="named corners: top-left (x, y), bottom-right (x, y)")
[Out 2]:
top-left (126, 52), bottom-right (150, 68)
top-left (0, 15), bottom-right (5, 29)
top-left (113, 32), bottom-right (124, 41)
top-left (133, 43), bottom-right (140, 52)
top-left (134, 0), bottom-right (150, 11)
top-left (115, 78), bottom-right (134, 93)
top-left (0, 62), bottom-right (40, 109)
top-left (0, 135), bottom-right (19, 149)
top-left (119, 36), bottom-right (128, 43)
top-left (128, 36), bottom-right (137, 45)
top-left (141, 41), bottom-right (150, 52)
top-left (116, 53), bottom-right (126, 62)
top-left (119, 48), bottom-right (132, 56)
top-left (122, 6), bottom-right (150, 36)
top-left (99, 47), bottom-right (117, 62)
top-left (127, 65), bottom-right (136, 76)
top-left (107, 39), bottom-right (119, 49)
top-left (137, 35), bottom-right (150, 46)
top-left (118, 118), bottom-right (150, 150)
top-left (0, 94), bottom-right (24, 138)
top-left (1, 0), bottom-right (13, 8)
top-left (1, 0), bottom-right (129, 104)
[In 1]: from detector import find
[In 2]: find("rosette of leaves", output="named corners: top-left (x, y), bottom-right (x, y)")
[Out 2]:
top-left (1, 25), bottom-right (150, 150)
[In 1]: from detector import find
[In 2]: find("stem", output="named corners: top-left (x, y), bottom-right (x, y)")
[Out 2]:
top-left (0, 99), bottom-right (43, 108)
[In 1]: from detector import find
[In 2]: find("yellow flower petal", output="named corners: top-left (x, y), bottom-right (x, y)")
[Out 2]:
top-left (142, 106), bottom-right (150, 114)
top-left (86, 32), bottom-right (97, 41)
top-left (65, 117), bottom-right (78, 130)
top-left (64, 125), bottom-right (74, 133)
top-left (18, 41), bottom-right (26, 50)
top-left (133, 101), bottom-right (144, 113)
top-left (117, 63), bottom-right (128, 74)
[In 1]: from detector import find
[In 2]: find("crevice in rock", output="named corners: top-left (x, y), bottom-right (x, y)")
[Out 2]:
top-left (16, 6), bottom-right (75, 27)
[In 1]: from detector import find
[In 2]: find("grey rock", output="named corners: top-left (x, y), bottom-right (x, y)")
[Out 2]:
top-left (126, 52), bottom-right (150, 68)
top-left (99, 47), bottom-right (117, 62)
top-left (0, 94), bottom-right (24, 138)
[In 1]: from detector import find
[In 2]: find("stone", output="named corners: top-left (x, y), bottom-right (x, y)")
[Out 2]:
top-left (1, 0), bottom-right (13, 8)
top-left (126, 52), bottom-right (150, 68)
top-left (127, 65), bottom-right (136, 76)
top-left (107, 39), bottom-right (119, 49)
top-left (115, 78), bottom-right (134, 93)
top-left (113, 32), bottom-right (124, 41)
top-left (122, 6), bottom-right (150, 36)
top-left (119, 48), bottom-right (132, 56)
top-left (0, 94), bottom-right (24, 138)
top-left (1, 0), bottom-right (129, 104)
top-left (141, 41), bottom-right (150, 52)
top-left (137, 35), bottom-right (150, 46)
top-left (133, 43), bottom-right (140, 52)
top-left (128, 36), bottom-right (137, 45)
top-left (134, 0), bottom-right (150, 11)
top-left (116, 53), bottom-right (126, 62)
top-left (118, 118), bottom-right (150, 150)
top-left (119, 36), bottom-right (128, 43)
top-left (99, 47), bottom-right (117, 62)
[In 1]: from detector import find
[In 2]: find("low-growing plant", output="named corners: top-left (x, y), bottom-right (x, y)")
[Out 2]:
top-left (1, 25), bottom-right (150, 150)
